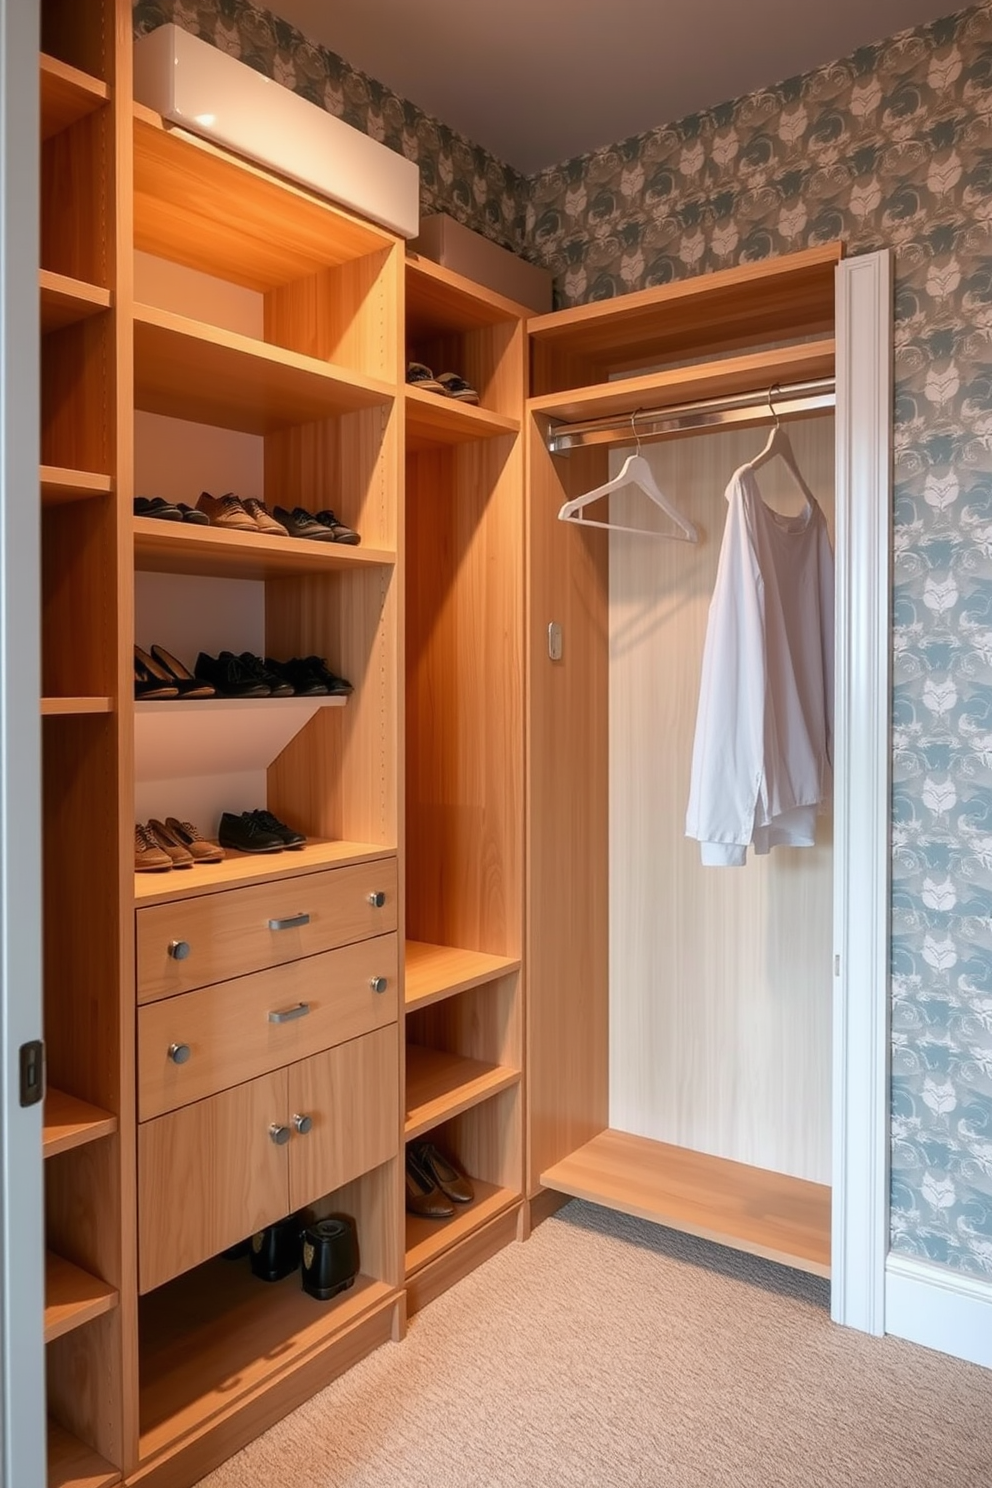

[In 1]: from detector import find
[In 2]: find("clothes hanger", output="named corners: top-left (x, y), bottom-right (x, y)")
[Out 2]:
top-left (557, 412), bottom-right (699, 542)
top-left (746, 385), bottom-right (816, 504)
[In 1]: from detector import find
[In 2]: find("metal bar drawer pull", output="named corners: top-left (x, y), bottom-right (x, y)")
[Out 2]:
top-left (268, 912), bottom-right (311, 931)
top-left (268, 1002), bottom-right (311, 1025)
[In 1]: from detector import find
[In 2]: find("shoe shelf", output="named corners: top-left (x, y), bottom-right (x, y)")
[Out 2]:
top-left (134, 839), bottom-right (396, 906)
top-left (407, 254), bottom-right (533, 334)
top-left (405, 1177), bottom-right (518, 1276)
top-left (405, 385), bottom-right (519, 452)
top-left (133, 517), bottom-right (394, 580)
top-left (40, 54), bottom-right (108, 142)
top-left (43, 1089), bottom-right (117, 1159)
top-left (41, 466), bottom-right (113, 507)
top-left (133, 304), bottom-right (395, 436)
top-left (46, 1419), bottom-right (118, 1488)
top-left (134, 695), bottom-right (347, 782)
top-left (44, 1251), bottom-right (118, 1344)
top-left (134, 106), bottom-right (396, 293)
top-left (40, 270), bottom-right (111, 335)
top-left (41, 697), bottom-right (113, 716)
top-left (137, 1257), bottom-right (395, 1466)
top-left (404, 941), bottom-right (521, 1013)
top-left (404, 1046), bottom-right (521, 1140)
top-left (528, 339), bottom-right (836, 426)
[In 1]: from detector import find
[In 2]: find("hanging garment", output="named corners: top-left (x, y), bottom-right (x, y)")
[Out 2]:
top-left (685, 463), bottom-right (834, 867)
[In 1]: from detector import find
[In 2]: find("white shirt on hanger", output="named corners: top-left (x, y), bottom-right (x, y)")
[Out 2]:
top-left (685, 462), bottom-right (834, 867)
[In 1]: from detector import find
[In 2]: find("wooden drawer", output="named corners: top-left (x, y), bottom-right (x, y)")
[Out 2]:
top-left (136, 858), bottom-right (397, 1003)
top-left (138, 934), bottom-right (398, 1120)
top-left (138, 1025), bottom-right (399, 1293)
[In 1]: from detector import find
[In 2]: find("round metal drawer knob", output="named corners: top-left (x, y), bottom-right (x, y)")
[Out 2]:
top-left (168, 939), bottom-right (191, 961)
top-left (168, 1043), bottom-right (191, 1065)
top-left (368, 891), bottom-right (386, 908)
top-left (268, 1124), bottom-right (291, 1146)
top-left (292, 1113), bottom-right (313, 1135)
top-left (369, 976), bottom-right (388, 994)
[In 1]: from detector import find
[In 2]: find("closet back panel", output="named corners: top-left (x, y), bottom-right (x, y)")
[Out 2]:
top-left (609, 417), bottom-right (834, 1184)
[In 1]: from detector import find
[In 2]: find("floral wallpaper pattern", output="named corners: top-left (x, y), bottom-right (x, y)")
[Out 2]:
top-left (133, 0), bottom-right (992, 1278)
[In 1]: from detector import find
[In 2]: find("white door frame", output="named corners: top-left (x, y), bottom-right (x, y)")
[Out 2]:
top-left (0, 0), bottom-right (46, 1481)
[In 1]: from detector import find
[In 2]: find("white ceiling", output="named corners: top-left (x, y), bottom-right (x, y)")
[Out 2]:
top-left (270, 0), bottom-right (960, 173)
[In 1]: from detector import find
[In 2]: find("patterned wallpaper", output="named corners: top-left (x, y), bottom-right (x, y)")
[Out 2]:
top-left (133, 0), bottom-right (992, 1278)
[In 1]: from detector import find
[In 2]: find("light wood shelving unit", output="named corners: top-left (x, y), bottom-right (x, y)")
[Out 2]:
top-left (43, 1089), bottom-right (118, 1158)
top-left (525, 242), bottom-right (842, 1269)
top-left (401, 254), bottom-right (528, 1305)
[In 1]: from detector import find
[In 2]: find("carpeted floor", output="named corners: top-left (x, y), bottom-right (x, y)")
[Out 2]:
top-left (196, 1201), bottom-right (992, 1487)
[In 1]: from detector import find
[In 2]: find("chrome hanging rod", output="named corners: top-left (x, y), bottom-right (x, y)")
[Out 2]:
top-left (545, 377), bottom-right (836, 455)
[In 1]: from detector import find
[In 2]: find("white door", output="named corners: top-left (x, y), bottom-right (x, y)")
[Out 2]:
top-left (0, 0), bottom-right (47, 1482)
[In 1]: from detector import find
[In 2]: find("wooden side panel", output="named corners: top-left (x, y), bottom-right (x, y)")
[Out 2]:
top-left (264, 402), bottom-right (397, 554)
top-left (525, 424), bottom-right (610, 1194)
top-left (410, 319), bottom-right (521, 418)
top-left (41, 318), bottom-right (114, 475)
top-left (138, 1070), bottom-right (290, 1294)
top-left (405, 434), bottom-right (523, 955)
top-left (264, 247), bottom-right (400, 382)
top-left (42, 0), bottom-right (113, 79)
top-left (435, 1081), bottom-right (522, 1193)
top-left (41, 108), bottom-right (111, 284)
top-left (42, 503), bottom-right (117, 693)
top-left (406, 973), bottom-right (520, 1070)
top-left (288, 1026), bottom-right (399, 1211)
top-left (307, 1157), bottom-right (403, 1289)
top-left (47, 1310), bottom-right (124, 1470)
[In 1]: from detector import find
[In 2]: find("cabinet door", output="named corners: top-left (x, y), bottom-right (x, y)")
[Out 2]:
top-left (138, 1068), bottom-right (289, 1293)
top-left (287, 1026), bottom-right (398, 1213)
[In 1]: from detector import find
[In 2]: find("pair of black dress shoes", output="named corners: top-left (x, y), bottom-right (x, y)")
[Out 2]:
top-left (218, 809), bottom-right (307, 854)
top-left (404, 1142), bottom-right (475, 1219)
top-left (195, 651), bottom-right (353, 699)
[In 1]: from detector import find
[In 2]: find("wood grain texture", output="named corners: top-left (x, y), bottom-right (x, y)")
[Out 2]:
top-left (528, 243), bottom-right (842, 388)
top-left (137, 935), bottom-right (398, 1120)
top-left (47, 1418), bottom-right (119, 1488)
top-left (41, 464), bottom-right (113, 505)
top-left (404, 1046), bottom-right (521, 1139)
top-left (404, 1205), bottom-right (519, 1317)
top-left (41, 268), bottom-right (111, 332)
top-left (608, 419), bottom-right (834, 1181)
top-left (134, 1284), bottom-right (396, 1486)
top-left (45, 1251), bottom-right (119, 1342)
top-left (47, 1310), bottom-right (125, 1482)
top-left (540, 1129), bottom-right (831, 1276)
top-left (137, 1068), bottom-right (290, 1293)
top-left (133, 112), bottom-right (395, 293)
top-left (41, 318), bottom-right (113, 474)
top-left (406, 973), bottom-right (521, 1071)
top-left (529, 340), bottom-right (835, 424)
top-left (406, 254), bottom-right (534, 335)
top-left (287, 1026), bottom-right (399, 1211)
top-left (41, 108), bottom-right (110, 284)
top-left (404, 386), bottom-right (519, 451)
top-left (44, 1089), bottom-right (117, 1158)
top-left (133, 304), bottom-right (395, 434)
top-left (264, 247), bottom-right (400, 382)
top-left (42, 0), bottom-right (112, 81)
top-left (431, 1079), bottom-right (522, 1193)
top-left (40, 696), bottom-right (113, 715)
top-left (133, 842), bottom-right (395, 907)
top-left (133, 515), bottom-right (394, 580)
top-left (308, 1157), bottom-right (403, 1292)
top-left (264, 401), bottom-right (398, 553)
top-left (525, 431), bottom-right (610, 1193)
top-left (135, 860), bottom-right (398, 1003)
top-left (405, 1179), bottom-right (518, 1275)
top-left (405, 941), bottom-right (521, 1011)
top-left (40, 53), bottom-right (109, 141)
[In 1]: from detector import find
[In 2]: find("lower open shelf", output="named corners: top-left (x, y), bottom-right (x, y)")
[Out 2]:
top-left (45, 1252), bottom-right (118, 1344)
top-left (540, 1129), bottom-right (831, 1278)
top-left (405, 1046), bottom-right (521, 1139)
top-left (405, 1178), bottom-right (518, 1276)
top-left (138, 1256), bottom-right (395, 1461)
top-left (47, 1418), bottom-right (118, 1488)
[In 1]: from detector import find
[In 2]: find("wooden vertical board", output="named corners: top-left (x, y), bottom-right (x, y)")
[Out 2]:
top-left (41, 317), bottom-right (113, 474)
top-left (405, 434), bottom-right (524, 954)
top-left (264, 247), bottom-right (400, 381)
top-left (41, 108), bottom-right (111, 285)
top-left (608, 418), bottom-right (835, 1183)
top-left (47, 1309), bottom-right (124, 1472)
top-left (264, 403), bottom-right (397, 553)
top-left (410, 319), bottom-right (521, 418)
top-left (42, 0), bottom-right (113, 79)
top-left (525, 424), bottom-right (610, 1195)
top-left (41, 502), bottom-right (117, 694)
top-left (406, 973), bottom-right (520, 1070)
top-left (433, 1081), bottom-right (522, 1193)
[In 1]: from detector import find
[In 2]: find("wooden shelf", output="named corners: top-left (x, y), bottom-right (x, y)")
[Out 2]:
top-left (45, 1252), bottom-right (118, 1343)
top-left (134, 107), bottom-right (397, 293)
top-left (405, 384), bottom-right (519, 451)
top-left (529, 340), bottom-right (836, 425)
top-left (43, 1089), bottom-right (117, 1158)
top-left (138, 1258), bottom-right (395, 1462)
top-left (40, 270), bottom-right (111, 333)
top-left (133, 303), bottom-right (395, 435)
top-left (540, 1130), bottom-right (831, 1278)
top-left (47, 1419), bottom-right (118, 1488)
top-left (41, 697), bottom-right (113, 716)
top-left (133, 516), bottom-right (394, 579)
top-left (404, 1046), bottom-right (521, 1139)
top-left (405, 1177), bottom-right (518, 1275)
top-left (134, 695), bottom-right (347, 781)
top-left (40, 54), bottom-right (108, 142)
top-left (406, 254), bottom-right (533, 334)
top-left (40, 466), bottom-right (113, 506)
top-left (134, 839), bottom-right (395, 906)
top-left (528, 243), bottom-right (842, 376)
top-left (405, 942), bottom-right (520, 1012)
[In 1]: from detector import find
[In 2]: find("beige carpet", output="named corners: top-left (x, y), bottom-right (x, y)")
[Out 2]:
top-left (196, 1202), bottom-right (992, 1487)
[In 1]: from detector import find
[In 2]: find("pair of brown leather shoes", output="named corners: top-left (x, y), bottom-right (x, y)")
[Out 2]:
top-left (404, 1142), bottom-right (474, 1219)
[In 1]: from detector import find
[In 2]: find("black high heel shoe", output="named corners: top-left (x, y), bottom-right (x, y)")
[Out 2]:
top-left (146, 645), bottom-right (215, 699)
top-left (134, 647), bottom-right (179, 700)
